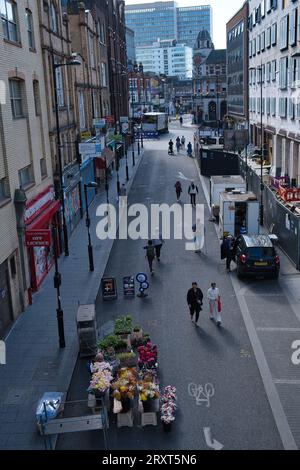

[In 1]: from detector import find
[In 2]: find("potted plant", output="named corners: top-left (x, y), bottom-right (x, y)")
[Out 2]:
top-left (114, 316), bottom-right (133, 348)
top-left (87, 362), bottom-right (113, 400)
top-left (160, 386), bottom-right (177, 432)
top-left (132, 326), bottom-right (143, 341)
top-left (111, 368), bottom-right (138, 414)
top-left (138, 378), bottom-right (160, 413)
top-left (138, 342), bottom-right (158, 370)
top-left (116, 351), bottom-right (137, 368)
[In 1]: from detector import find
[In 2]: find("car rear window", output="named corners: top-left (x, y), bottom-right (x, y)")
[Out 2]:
top-left (247, 247), bottom-right (275, 258)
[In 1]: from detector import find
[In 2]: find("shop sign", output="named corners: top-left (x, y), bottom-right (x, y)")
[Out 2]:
top-left (93, 118), bottom-right (106, 129)
top-left (25, 229), bottom-right (51, 247)
top-left (80, 131), bottom-right (92, 141)
top-left (123, 276), bottom-right (135, 298)
top-left (79, 142), bottom-right (101, 156)
top-left (25, 186), bottom-right (55, 224)
top-left (101, 277), bottom-right (117, 301)
top-left (105, 115), bottom-right (115, 125)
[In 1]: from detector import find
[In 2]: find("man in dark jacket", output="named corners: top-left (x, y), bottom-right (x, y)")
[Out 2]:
top-left (221, 236), bottom-right (234, 273)
top-left (187, 282), bottom-right (204, 325)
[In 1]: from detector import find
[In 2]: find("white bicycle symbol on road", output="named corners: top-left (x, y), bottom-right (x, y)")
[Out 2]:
top-left (188, 383), bottom-right (215, 408)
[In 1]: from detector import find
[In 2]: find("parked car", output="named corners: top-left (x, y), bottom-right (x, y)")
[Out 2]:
top-left (234, 235), bottom-right (280, 279)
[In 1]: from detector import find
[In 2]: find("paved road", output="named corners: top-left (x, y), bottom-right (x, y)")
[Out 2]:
top-left (58, 122), bottom-right (284, 450)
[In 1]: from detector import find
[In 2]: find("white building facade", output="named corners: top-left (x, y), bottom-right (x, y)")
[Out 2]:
top-left (136, 40), bottom-right (193, 79)
top-left (249, 0), bottom-right (300, 183)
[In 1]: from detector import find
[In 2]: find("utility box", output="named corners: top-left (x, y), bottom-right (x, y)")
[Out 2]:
top-left (77, 304), bottom-right (98, 357)
top-left (210, 175), bottom-right (246, 219)
top-left (219, 191), bottom-right (259, 239)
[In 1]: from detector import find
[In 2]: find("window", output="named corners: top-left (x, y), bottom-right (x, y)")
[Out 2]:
top-left (55, 63), bottom-right (64, 107)
top-left (257, 34), bottom-right (261, 53)
top-left (279, 97), bottom-right (287, 117)
top-left (289, 9), bottom-right (297, 47)
top-left (93, 91), bottom-right (99, 118)
top-left (266, 97), bottom-right (270, 115)
top-left (289, 98), bottom-right (295, 120)
top-left (33, 80), bottom-right (40, 116)
top-left (100, 62), bottom-right (108, 87)
top-left (0, 0), bottom-right (19, 42)
top-left (9, 79), bottom-right (24, 118)
top-left (0, 177), bottom-right (8, 202)
top-left (279, 15), bottom-right (289, 50)
top-left (19, 164), bottom-right (34, 189)
top-left (279, 57), bottom-right (288, 89)
top-left (10, 256), bottom-right (16, 278)
top-left (89, 33), bottom-right (95, 68)
top-left (261, 31), bottom-right (265, 51)
top-left (271, 23), bottom-right (277, 46)
top-left (266, 27), bottom-right (271, 48)
top-left (271, 97), bottom-right (276, 116)
top-left (78, 91), bottom-right (86, 131)
top-left (266, 62), bottom-right (271, 82)
top-left (50, 2), bottom-right (58, 34)
top-left (271, 60), bottom-right (277, 81)
top-left (26, 9), bottom-right (35, 49)
top-left (40, 158), bottom-right (47, 178)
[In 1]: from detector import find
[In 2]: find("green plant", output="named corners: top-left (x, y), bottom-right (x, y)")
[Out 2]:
top-left (133, 326), bottom-right (142, 332)
top-left (116, 352), bottom-right (136, 361)
top-left (114, 316), bottom-right (133, 335)
top-left (98, 334), bottom-right (128, 352)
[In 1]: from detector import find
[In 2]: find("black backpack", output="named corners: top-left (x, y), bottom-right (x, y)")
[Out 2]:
top-left (146, 245), bottom-right (155, 258)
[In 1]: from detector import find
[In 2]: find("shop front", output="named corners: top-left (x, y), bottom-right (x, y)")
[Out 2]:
top-left (95, 147), bottom-right (115, 185)
top-left (80, 155), bottom-right (96, 208)
top-left (63, 163), bottom-right (82, 236)
top-left (24, 186), bottom-right (61, 292)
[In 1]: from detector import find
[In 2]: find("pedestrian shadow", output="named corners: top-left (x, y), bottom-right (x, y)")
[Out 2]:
top-left (216, 326), bottom-right (241, 349)
top-left (194, 326), bottom-right (223, 356)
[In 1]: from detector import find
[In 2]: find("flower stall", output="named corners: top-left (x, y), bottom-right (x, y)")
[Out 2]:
top-left (86, 315), bottom-right (177, 431)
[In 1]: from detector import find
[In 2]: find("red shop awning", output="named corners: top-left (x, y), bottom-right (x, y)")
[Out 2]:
top-left (26, 200), bottom-right (61, 230)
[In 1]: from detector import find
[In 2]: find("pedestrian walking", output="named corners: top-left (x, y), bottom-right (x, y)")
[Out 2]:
top-left (176, 136), bottom-right (181, 153)
top-left (187, 282), bottom-right (204, 325)
top-left (207, 283), bottom-right (222, 327)
top-left (175, 181), bottom-right (183, 201)
top-left (144, 240), bottom-right (156, 275)
top-left (181, 136), bottom-right (186, 148)
top-left (221, 235), bottom-right (234, 272)
top-left (188, 181), bottom-right (199, 207)
top-left (187, 142), bottom-right (193, 157)
top-left (153, 234), bottom-right (164, 262)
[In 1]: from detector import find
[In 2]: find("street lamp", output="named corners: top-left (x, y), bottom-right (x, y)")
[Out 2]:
top-left (105, 156), bottom-right (109, 205)
top-left (84, 182), bottom-right (98, 272)
top-left (52, 54), bottom-right (81, 257)
top-left (258, 64), bottom-right (264, 226)
top-left (52, 224), bottom-right (65, 348)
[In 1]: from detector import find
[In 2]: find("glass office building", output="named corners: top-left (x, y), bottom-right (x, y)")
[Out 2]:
top-left (125, 2), bottom-right (177, 47)
top-left (125, 2), bottom-right (212, 49)
top-left (177, 6), bottom-right (212, 48)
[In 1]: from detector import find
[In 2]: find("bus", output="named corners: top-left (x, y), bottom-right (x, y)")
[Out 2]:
top-left (142, 112), bottom-right (169, 137)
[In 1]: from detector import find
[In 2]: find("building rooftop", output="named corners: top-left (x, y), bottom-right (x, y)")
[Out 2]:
top-left (206, 49), bottom-right (227, 65)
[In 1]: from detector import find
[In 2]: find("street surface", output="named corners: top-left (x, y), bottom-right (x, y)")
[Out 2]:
top-left (57, 119), bottom-right (300, 450)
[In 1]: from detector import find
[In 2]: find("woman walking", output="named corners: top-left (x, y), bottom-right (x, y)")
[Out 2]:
top-left (207, 283), bottom-right (222, 327)
top-left (175, 181), bottom-right (183, 201)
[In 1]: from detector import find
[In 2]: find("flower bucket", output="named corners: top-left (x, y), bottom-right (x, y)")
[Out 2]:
top-left (142, 398), bottom-right (153, 413)
top-left (162, 421), bottom-right (172, 433)
top-left (121, 397), bottom-right (132, 414)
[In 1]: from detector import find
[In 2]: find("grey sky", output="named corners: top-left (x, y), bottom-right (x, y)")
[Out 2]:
top-left (125, 0), bottom-right (244, 49)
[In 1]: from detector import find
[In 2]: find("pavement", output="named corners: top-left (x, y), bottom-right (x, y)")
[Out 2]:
top-left (0, 141), bottom-right (144, 450)
top-left (57, 120), bottom-right (297, 450)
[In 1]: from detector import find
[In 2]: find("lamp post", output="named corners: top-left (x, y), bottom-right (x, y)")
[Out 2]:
top-left (52, 224), bottom-right (65, 348)
top-left (14, 189), bottom-right (27, 311)
top-left (52, 54), bottom-right (81, 257)
top-left (139, 62), bottom-right (145, 149)
top-left (84, 182), bottom-right (98, 272)
top-left (105, 156), bottom-right (109, 205)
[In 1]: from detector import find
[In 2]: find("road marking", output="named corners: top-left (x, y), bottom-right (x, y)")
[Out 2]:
top-left (257, 327), bottom-right (300, 332)
top-left (188, 383), bottom-right (215, 408)
top-left (274, 379), bottom-right (300, 385)
top-left (195, 159), bottom-right (298, 450)
top-left (203, 427), bottom-right (224, 450)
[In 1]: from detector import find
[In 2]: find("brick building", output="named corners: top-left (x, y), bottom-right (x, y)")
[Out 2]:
top-left (0, 0), bottom-right (54, 336)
